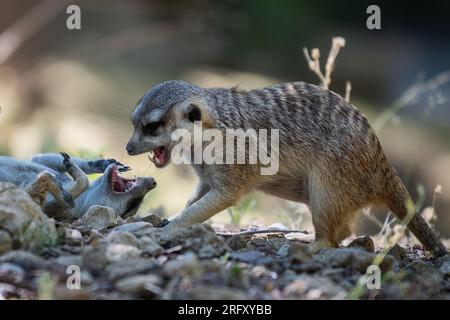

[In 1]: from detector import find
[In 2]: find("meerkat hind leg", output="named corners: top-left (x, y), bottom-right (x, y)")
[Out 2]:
top-left (60, 152), bottom-right (89, 199)
top-left (26, 171), bottom-right (73, 208)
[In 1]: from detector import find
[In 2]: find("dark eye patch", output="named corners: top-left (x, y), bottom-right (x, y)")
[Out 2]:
top-left (188, 105), bottom-right (201, 122)
top-left (142, 121), bottom-right (163, 136)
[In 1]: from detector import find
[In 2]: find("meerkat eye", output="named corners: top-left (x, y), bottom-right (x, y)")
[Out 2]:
top-left (187, 105), bottom-right (201, 122)
top-left (142, 121), bottom-right (163, 136)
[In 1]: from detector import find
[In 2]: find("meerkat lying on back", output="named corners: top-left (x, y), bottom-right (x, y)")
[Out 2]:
top-left (126, 80), bottom-right (448, 256)
top-left (0, 153), bottom-right (156, 219)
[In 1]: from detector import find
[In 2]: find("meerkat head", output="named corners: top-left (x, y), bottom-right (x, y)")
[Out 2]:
top-left (126, 80), bottom-right (214, 168)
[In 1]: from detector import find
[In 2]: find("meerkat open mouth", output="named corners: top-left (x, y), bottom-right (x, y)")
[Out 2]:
top-left (149, 146), bottom-right (167, 168)
top-left (111, 166), bottom-right (148, 193)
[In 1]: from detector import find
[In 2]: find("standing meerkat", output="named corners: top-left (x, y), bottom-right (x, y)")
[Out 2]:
top-left (126, 80), bottom-right (448, 256)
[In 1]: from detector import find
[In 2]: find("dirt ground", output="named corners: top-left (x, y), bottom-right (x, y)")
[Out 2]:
top-left (0, 182), bottom-right (449, 300)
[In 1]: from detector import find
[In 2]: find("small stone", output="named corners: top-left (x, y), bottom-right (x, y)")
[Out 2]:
top-left (225, 235), bottom-right (247, 251)
top-left (82, 241), bottom-right (141, 272)
top-left (0, 263), bottom-right (25, 285)
top-left (0, 183), bottom-right (57, 252)
top-left (283, 275), bottom-right (347, 299)
top-left (230, 250), bottom-right (274, 265)
top-left (0, 283), bottom-right (17, 299)
top-left (439, 260), bottom-right (450, 277)
top-left (0, 250), bottom-right (47, 270)
top-left (106, 244), bottom-right (141, 262)
top-left (267, 236), bottom-right (289, 251)
top-left (106, 258), bottom-right (157, 281)
top-left (105, 231), bottom-right (139, 247)
top-left (81, 206), bottom-right (118, 229)
top-left (287, 243), bottom-right (314, 263)
top-left (163, 252), bottom-right (202, 277)
top-left (0, 230), bottom-right (12, 254)
top-left (115, 274), bottom-right (162, 295)
top-left (81, 242), bottom-right (108, 272)
top-left (250, 237), bottom-right (267, 248)
top-left (314, 247), bottom-right (394, 272)
top-left (113, 222), bottom-right (154, 237)
top-left (173, 284), bottom-right (249, 300)
top-left (141, 214), bottom-right (164, 228)
top-left (138, 236), bottom-right (163, 256)
top-left (347, 236), bottom-right (375, 252)
top-left (65, 229), bottom-right (83, 246)
top-left (162, 224), bottom-right (229, 258)
top-left (387, 243), bottom-right (407, 260)
top-left (52, 284), bottom-right (91, 300)
top-left (53, 255), bottom-right (83, 268)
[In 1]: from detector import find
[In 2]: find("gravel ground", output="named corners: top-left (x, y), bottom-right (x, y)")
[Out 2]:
top-left (1, 182), bottom-right (449, 300)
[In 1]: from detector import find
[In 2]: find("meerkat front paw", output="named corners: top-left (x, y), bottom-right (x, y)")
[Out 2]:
top-left (90, 158), bottom-right (131, 173)
top-left (60, 152), bottom-right (74, 172)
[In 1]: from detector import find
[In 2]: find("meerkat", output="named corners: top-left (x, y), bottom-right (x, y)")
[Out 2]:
top-left (0, 153), bottom-right (156, 219)
top-left (126, 80), bottom-right (448, 256)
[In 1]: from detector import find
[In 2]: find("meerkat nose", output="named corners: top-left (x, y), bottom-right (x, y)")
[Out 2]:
top-left (126, 144), bottom-right (135, 155)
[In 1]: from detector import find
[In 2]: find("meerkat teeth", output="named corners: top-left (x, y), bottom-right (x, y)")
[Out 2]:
top-left (147, 154), bottom-right (155, 165)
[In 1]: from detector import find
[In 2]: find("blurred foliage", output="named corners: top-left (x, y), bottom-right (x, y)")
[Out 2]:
top-left (227, 195), bottom-right (257, 226)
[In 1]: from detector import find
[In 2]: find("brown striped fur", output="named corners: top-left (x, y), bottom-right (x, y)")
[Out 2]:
top-left (127, 80), bottom-right (448, 256)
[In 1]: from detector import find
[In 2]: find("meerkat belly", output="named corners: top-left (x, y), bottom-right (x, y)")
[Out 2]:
top-left (256, 175), bottom-right (309, 203)
top-left (0, 157), bottom-right (59, 189)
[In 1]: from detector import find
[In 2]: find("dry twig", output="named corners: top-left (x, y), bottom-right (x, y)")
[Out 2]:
top-left (303, 36), bottom-right (346, 89)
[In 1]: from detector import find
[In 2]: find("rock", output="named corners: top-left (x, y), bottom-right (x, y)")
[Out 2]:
top-left (113, 222), bottom-right (154, 237)
top-left (225, 235), bottom-right (247, 251)
top-left (52, 284), bottom-right (91, 300)
top-left (436, 255), bottom-right (450, 277)
top-left (314, 247), bottom-right (394, 272)
top-left (267, 236), bottom-right (289, 251)
top-left (106, 258), bottom-right (157, 281)
top-left (250, 237), bottom-right (268, 248)
top-left (230, 249), bottom-right (274, 265)
top-left (387, 243), bottom-right (407, 260)
top-left (82, 241), bottom-right (141, 272)
top-left (0, 183), bottom-right (57, 252)
top-left (81, 206), bottom-right (119, 229)
top-left (0, 263), bottom-right (25, 285)
top-left (287, 243), bottom-right (314, 263)
top-left (0, 230), bottom-right (12, 254)
top-left (379, 260), bottom-right (444, 299)
top-left (172, 284), bottom-right (249, 300)
top-left (140, 214), bottom-right (164, 228)
top-left (163, 252), bottom-right (202, 278)
top-left (138, 236), bottom-right (163, 256)
top-left (0, 283), bottom-right (17, 299)
top-left (347, 236), bottom-right (375, 253)
top-left (0, 250), bottom-right (47, 270)
top-left (106, 243), bottom-right (141, 262)
top-left (162, 224), bottom-right (229, 258)
top-left (283, 275), bottom-right (347, 299)
top-left (65, 229), bottom-right (83, 246)
top-left (81, 242), bottom-right (109, 272)
top-left (105, 231), bottom-right (139, 247)
top-left (439, 261), bottom-right (450, 277)
top-left (106, 244), bottom-right (141, 262)
top-left (53, 255), bottom-right (83, 268)
top-left (115, 274), bottom-right (162, 296)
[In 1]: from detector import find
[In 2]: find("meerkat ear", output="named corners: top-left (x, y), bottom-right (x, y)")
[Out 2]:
top-left (187, 104), bottom-right (202, 122)
top-left (183, 103), bottom-right (215, 128)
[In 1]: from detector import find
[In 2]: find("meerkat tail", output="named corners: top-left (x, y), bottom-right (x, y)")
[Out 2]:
top-left (383, 163), bottom-right (448, 257)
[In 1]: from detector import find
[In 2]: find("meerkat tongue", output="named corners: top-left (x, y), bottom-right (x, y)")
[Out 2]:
top-left (152, 147), bottom-right (166, 167)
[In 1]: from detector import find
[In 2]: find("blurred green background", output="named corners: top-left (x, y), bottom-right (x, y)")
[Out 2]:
top-left (0, 0), bottom-right (449, 236)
